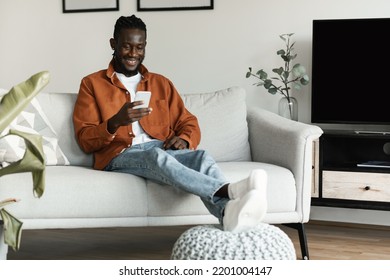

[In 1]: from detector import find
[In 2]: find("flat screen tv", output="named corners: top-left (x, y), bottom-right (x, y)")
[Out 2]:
top-left (311, 18), bottom-right (390, 125)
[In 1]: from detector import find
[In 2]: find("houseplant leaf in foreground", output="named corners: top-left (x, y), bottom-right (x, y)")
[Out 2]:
top-left (0, 129), bottom-right (46, 197)
top-left (0, 71), bottom-right (50, 133)
top-left (0, 71), bottom-right (49, 251)
top-left (0, 208), bottom-right (23, 251)
top-left (0, 130), bottom-right (45, 252)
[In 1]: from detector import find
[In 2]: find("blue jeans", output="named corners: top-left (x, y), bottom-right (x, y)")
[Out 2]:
top-left (104, 140), bottom-right (229, 222)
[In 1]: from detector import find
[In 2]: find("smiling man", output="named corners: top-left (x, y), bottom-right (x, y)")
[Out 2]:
top-left (73, 15), bottom-right (268, 232)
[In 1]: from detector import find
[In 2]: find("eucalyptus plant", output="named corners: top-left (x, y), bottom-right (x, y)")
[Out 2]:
top-left (0, 71), bottom-right (49, 251)
top-left (246, 33), bottom-right (309, 102)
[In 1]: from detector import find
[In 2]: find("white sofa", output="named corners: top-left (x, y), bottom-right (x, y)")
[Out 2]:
top-left (0, 86), bottom-right (323, 259)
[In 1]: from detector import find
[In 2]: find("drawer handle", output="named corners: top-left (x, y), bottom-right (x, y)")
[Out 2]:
top-left (364, 186), bottom-right (371, 191)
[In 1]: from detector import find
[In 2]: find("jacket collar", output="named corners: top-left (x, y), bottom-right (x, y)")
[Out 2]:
top-left (106, 59), bottom-right (149, 88)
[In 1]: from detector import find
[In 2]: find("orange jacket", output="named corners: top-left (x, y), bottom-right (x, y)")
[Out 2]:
top-left (73, 60), bottom-right (201, 170)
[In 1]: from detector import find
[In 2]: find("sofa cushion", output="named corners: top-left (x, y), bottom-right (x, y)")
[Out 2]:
top-left (0, 89), bottom-right (69, 166)
top-left (147, 161), bottom-right (296, 217)
top-left (218, 162), bottom-right (296, 213)
top-left (0, 166), bottom-right (148, 220)
top-left (12, 86), bottom-right (251, 167)
top-left (35, 92), bottom-right (93, 167)
top-left (182, 86), bottom-right (251, 162)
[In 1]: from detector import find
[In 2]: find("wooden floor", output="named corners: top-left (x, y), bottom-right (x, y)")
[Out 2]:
top-left (6, 221), bottom-right (390, 260)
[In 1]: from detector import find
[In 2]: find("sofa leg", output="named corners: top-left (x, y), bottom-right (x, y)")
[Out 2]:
top-left (282, 223), bottom-right (309, 260)
top-left (0, 222), bottom-right (9, 260)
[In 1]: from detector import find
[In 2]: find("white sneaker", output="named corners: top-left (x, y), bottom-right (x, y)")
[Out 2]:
top-left (223, 169), bottom-right (267, 233)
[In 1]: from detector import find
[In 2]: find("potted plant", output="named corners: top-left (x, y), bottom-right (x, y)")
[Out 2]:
top-left (246, 33), bottom-right (309, 120)
top-left (0, 71), bottom-right (49, 252)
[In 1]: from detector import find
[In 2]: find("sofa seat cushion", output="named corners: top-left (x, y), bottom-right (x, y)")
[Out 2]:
top-left (147, 161), bottom-right (296, 217)
top-left (0, 166), bottom-right (148, 219)
top-left (146, 180), bottom-right (212, 217)
top-left (219, 162), bottom-right (296, 213)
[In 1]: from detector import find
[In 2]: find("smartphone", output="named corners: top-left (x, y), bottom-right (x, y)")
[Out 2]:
top-left (133, 91), bottom-right (151, 109)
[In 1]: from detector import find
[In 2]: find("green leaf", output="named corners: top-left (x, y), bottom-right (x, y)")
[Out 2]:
top-left (292, 64), bottom-right (307, 77)
top-left (281, 55), bottom-right (289, 62)
top-left (264, 79), bottom-right (273, 89)
top-left (279, 34), bottom-right (289, 41)
top-left (272, 67), bottom-right (283, 75)
top-left (280, 33), bottom-right (294, 41)
top-left (0, 71), bottom-right (50, 133)
top-left (258, 70), bottom-right (267, 80)
top-left (0, 130), bottom-right (45, 198)
top-left (0, 208), bottom-right (23, 251)
top-left (300, 75), bottom-right (310, 85)
top-left (268, 88), bottom-right (278, 94)
top-left (277, 49), bottom-right (285, 56)
top-left (0, 72), bottom-right (49, 252)
top-left (246, 72), bottom-right (251, 78)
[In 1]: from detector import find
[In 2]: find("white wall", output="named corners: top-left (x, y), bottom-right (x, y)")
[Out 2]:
top-left (1, 0), bottom-right (390, 226)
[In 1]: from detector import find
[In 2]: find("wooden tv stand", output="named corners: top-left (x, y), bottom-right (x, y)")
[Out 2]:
top-left (312, 129), bottom-right (390, 210)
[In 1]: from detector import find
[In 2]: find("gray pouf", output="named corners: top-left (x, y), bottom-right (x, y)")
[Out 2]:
top-left (171, 224), bottom-right (296, 260)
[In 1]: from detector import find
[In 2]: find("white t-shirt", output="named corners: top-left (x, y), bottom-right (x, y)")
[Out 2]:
top-left (115, 72), bottom-right (154, 145)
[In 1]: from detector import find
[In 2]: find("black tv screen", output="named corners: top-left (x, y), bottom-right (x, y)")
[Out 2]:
top-left (311, 18), bottom-right (390, 125)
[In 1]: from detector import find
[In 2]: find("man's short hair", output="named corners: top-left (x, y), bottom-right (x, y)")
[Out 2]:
top-left (113, 15), bottom-right (147, 40)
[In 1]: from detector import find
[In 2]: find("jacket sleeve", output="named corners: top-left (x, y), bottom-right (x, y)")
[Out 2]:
top-left (73, 78), bottom-right (115, 154)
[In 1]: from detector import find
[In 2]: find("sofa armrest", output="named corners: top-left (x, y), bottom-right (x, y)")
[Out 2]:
top-left (247, 108), bottom-right (323, 222)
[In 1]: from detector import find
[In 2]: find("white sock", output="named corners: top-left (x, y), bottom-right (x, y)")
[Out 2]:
top-left (223, 169), bottom-right (267, 232)
top-left (228, 169), bottom-right (267, 199)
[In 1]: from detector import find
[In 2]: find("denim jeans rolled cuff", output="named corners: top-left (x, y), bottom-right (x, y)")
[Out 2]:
top-left (201, 196), bottom-right (229, 225)
top-left (104, 140), bottom-right (229, 221)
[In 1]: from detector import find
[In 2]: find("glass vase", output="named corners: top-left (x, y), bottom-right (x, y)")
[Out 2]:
top-left (278, 96), bottom-right (298, 121)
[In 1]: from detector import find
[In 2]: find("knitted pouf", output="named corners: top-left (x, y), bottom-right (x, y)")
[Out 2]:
top-left (171, 224), bottom-right (296, 260)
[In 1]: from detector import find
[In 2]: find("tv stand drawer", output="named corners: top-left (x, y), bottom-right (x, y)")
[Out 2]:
top-left (322, 171), bottom-right (390, 202)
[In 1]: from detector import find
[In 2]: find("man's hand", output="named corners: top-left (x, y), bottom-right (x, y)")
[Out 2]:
top-left (163, 136), bottom-right (189, 150)
top-left (107, 101), bottom-right (152, 134)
